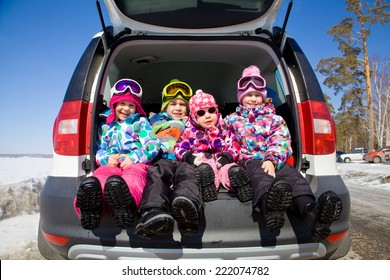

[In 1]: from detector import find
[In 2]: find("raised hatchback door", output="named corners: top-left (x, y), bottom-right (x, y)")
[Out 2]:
top-left (103, 0), bottom-right (282, 35)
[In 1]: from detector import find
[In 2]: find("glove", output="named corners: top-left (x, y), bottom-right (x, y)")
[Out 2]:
top-left (193, 154), bottom-right (203, 166)
top-left (183, 152), bottom-right (203, 166)
top-left (216, 152), bottom-right (233, 169)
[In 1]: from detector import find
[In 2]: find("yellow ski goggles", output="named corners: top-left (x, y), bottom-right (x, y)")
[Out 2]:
top-left (162, 80), bottom-right (193, 100)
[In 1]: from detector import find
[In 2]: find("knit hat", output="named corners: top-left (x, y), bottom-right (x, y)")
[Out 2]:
top-left (106, 92), bottom-right (146, 124)
top-left (189, 89), bottom-right (218, 121)
top-left (237, 65), bottom-right (267, 103)
top-left (161, 79), bottom-right (193, 111)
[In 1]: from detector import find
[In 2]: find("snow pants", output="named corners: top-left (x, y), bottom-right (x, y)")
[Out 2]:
top-left (138, 159), bottom-right (202, 213)
top-left (74, 163), bottom-right (149, 217)
top-left (238, 159), bottom-right (315, 207)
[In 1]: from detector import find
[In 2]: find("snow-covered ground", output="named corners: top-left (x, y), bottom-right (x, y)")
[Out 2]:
top-left (0, 156), bottom-right (389, 259)
top-left (0, 155), bottom-right (52, 257)
top-left (337, 161), bottom-right (390, 191)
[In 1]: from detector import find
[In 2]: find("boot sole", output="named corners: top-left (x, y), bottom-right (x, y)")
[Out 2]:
top-left (134, 214), bottom-right (174, 239)
top-left (312, 193), bottom-right (343, 241)
top-left (171, 197), bottom-right (199, 236)
top-left (229, 166), bottom-right (253, 202)
top-left (265, 182), bottom-right (292, 231)
top-left (76, 179), bottom-right (103, 230)
top-left (196, 165), bottom-right (217, 202)
top-left (104, 176), bottom-right (134, 229)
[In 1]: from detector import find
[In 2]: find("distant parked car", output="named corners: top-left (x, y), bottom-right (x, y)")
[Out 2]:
top-left (363, 146), bottom-right (390, 163)
top-left (340, 148), bottom-right (368, 163)
top-left (336, 151), bottom-right (346, 162)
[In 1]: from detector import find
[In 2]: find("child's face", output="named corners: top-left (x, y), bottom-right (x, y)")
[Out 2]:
top-left (115, 101), bottom-right (137, 121)
top-left (241, 91), bottom-right (263, 109)
top-left (166, 98), bottom-right (188, 120)
top-left (196, 106), bottom-right (218, 130)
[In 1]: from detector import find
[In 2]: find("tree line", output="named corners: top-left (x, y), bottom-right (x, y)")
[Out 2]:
top-left (316, 0), bottom-right (389, 152)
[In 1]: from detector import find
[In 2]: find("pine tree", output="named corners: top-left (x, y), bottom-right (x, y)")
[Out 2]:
top-left (316, 0), bottom-right (390, 151)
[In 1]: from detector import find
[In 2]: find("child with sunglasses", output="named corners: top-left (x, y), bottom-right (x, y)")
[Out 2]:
top-left (135, 79), bottom-right (203, 238)
top-left (174, 90), bottom-right (253, 203)
top-left (224, 65), bottom-right (343, 241)
top-left (75, 79), bottom-right (160, 230)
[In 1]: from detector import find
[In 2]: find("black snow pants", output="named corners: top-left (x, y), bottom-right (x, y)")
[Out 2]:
top-left (238, 160), bottom-right (315, 209)
top-left (138, 159), bottom-right (202, 213)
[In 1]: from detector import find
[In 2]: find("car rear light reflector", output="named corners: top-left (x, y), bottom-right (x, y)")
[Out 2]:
top-left (327, 230), bottom-right (349, 243)
top-left (42, 230), bottom-right (70, 246)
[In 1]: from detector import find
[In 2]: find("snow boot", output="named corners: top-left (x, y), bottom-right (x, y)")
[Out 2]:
top-left (196, 163), bottom-right (217, 202)
top-left (135, 208), bottom-right (174, 239)
top-left (171, 196), bottom-right (199, 236)
top-left (228, 165), bottom-right (253, 202)
top-left (76, 176), bottom-right (103, 230)
top-left (104, 175), bottom-right (135, 229)
top-left (260, 178), bottom-right (292, 231)
top-left (303, 191), bottom-right (343, 242)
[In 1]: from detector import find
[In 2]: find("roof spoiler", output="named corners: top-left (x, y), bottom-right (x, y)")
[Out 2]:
top-left (280, 0), bottom-right (293, 42)
top-left (96, 0), bottom-right (109, 51)
top-left (256, 0), bottom-right (293, 47)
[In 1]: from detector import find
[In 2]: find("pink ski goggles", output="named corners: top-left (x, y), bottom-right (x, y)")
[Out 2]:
top-left (237, 76), bottom-right (266, 91)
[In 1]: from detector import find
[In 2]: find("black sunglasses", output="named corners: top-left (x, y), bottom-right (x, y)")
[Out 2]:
top-left (196, 107), bottom-right (217, 117)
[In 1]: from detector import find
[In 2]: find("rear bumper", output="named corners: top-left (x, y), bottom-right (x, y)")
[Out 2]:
top-left (68, 243), bottom-right (327, 260)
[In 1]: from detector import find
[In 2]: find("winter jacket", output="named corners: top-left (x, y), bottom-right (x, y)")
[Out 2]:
top-left (174, 114), bottom-right (240, 164)
top-left (96, 113), bottom-right (160, 166)
top-left (149, 112), bottom-right (185, 161)
top-left (224, 101), bottom-right (292, 170)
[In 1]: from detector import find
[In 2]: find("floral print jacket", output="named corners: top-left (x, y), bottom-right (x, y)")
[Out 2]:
top-left (96, 113), bottom-right (160, 166)
top-left (174, 114), bottom-right (240, 163)
top-left (224, 101), bottom-right (292, 170)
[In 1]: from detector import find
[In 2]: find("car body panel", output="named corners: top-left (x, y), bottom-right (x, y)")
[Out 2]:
top-left (104, 0), bottom-right (282, 35)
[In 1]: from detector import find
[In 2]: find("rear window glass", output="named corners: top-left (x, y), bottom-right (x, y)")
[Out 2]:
top-left (114, 0), bottom-right (274, 28)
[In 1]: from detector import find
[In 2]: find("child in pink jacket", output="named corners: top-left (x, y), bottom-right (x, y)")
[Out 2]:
top-left (74, 79), bottom-right (160, 230)
top-left (174, 90), bottom-right (252, 202)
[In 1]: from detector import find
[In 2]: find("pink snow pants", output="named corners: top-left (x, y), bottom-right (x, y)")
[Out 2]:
top-left (74, 163), bottom-right (149, 217)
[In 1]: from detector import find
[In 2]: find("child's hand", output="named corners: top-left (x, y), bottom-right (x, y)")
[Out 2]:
top-left (262, 160), bottom-right (275, 177)
top-left (108, 154), bottom-right (120, 166)
top-left (119, 154), bottom-right (133, 169)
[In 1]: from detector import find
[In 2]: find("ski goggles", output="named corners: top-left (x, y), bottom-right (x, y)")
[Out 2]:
top-left (237, 76), bottom-right (266, 91)
top-left (196, 106), bottom-right (217, 117)
top-left (162, 81), bottom-right (193, 100)
top-left (110, 79), bottom-right (143, 98)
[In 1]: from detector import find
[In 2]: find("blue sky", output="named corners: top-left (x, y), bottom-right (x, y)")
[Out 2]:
top-left (0, 0), bottom-right (389, 154)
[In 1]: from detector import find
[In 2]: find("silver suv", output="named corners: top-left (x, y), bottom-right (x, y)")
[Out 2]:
top-left (38, 0), bottom-right (351, 260)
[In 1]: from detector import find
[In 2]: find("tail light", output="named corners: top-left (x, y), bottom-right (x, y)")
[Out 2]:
top-left (298, 100), bottom-right (336, 155)
top-left (53, 100), bottom-right (91, 156)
